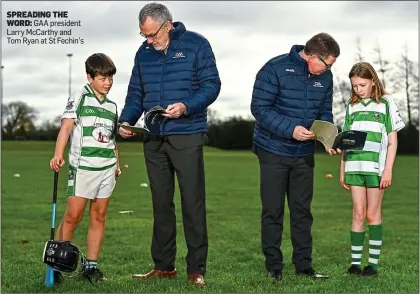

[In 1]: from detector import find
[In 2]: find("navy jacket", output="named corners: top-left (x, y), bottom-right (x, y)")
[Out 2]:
top-left (251, 45), bottom-right (334, 157)
top-left (119, 22), bottom-right (221, 135)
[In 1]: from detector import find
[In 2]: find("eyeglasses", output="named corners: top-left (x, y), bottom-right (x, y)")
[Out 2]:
top-left (139, 21), bottom-right (168, 39)
top-left (317, 55), bottom-right (333, 70)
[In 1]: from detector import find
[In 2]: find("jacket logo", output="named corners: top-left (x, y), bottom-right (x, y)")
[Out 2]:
top-left (285, 68), bottom-right (295, 72)
top-left (173, 52), bottom-right (186, 59)
top-left (313, 81), bottom-right (323, 88)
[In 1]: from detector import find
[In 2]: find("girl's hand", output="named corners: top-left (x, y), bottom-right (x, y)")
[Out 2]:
top-left (340, 170), bottom-right (350, 190)
top-left (380, 170), bottom-right (392, 189)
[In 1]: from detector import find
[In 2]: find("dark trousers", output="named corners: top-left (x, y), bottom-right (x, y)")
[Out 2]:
top-left (254, 145), bottom-right (314, 272)
top-left (143, 133), bottom-right (208, 275)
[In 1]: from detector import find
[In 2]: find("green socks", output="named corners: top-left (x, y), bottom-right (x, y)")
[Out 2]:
top-left (85, 259), bottom-right (98, 271)
top-left (351, 223), bottom-right (383, 270)
top-left (351, 231), bottom-right (365, 267)
top-left (368, 223), bottom-right (383, 270)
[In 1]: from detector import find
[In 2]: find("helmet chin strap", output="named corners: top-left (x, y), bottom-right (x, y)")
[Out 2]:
top-left (62, 252), bottom-right (87, 278)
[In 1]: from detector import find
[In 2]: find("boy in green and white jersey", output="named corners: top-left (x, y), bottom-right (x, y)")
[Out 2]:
top-left (49, 53), bottom-right (121, 284)
top-left (340, 62), bottom-right (405, 277)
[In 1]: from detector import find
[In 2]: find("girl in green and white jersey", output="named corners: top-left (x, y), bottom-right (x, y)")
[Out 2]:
top-left (340, 62), bottom-right (405, 277)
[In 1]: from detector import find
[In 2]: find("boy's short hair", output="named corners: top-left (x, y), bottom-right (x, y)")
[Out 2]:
top-left (85, 53), bottom-right (116, 78)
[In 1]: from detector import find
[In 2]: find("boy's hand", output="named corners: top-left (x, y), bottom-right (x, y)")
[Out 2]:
top-left (50, 156), bottom-right (65, 172)
top-left (115, 167), bottom-right (122, 177)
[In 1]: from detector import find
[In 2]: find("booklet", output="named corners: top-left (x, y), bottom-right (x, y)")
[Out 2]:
top-left (119, 106), bottom-right (168, 134)
top-left (310, 120), bottom-right (367, 150)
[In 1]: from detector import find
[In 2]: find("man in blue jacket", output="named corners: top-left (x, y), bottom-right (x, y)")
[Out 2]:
top-left (251, 33), bottom-right (340, 281)
top-left (118, 3), bottom-right (221, 287)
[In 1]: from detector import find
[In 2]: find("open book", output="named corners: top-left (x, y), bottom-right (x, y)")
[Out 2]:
top-left (118, 106), bottom-right (168, 134)
top-left (310, 120), bottom-right (367, 150)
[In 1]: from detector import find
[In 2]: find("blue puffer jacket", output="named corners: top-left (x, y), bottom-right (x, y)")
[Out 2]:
top-left (119, 22), bottom-right (221, 135)
top-left (251, 45), bottom-right (334, 157)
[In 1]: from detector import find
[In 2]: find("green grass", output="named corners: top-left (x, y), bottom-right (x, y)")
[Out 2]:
top-left (1, 141), bottom-right (418, 293)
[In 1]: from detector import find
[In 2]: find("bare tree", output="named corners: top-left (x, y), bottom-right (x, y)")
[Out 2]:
top-left (372, 40), bottom-right (392, 89)
top-left (354, 37), bottom-right (364, 63)
top-left (1, 101), bottom-right (38, 136)
top-left (392, 44), bottom-right (418, 128)
top-left (207, 107), bottom-right (221, 126)
top-left (39, 115), bottom-right (61, 132)
top-left (333, 74), bottom-right (351, 127)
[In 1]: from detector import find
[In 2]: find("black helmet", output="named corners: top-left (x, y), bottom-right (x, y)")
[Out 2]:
top-left (43, 240), bottom-right (85, 273)
top-left (143, 106), bottom-right (168, 133)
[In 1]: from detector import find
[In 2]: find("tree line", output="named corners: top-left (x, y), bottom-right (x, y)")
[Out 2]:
top-left (2, 39), bottom-right (418, 154)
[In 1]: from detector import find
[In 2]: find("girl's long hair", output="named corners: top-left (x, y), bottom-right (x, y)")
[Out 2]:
top-left (348, 62), bottom-right (387, 104)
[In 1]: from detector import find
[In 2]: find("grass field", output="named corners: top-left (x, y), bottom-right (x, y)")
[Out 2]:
top-left (1, 141), bottom-right (418, 293)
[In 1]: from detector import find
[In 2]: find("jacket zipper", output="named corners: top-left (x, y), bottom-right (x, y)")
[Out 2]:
top-left (158, 37), bottom-right (182, 135)
top-left (158, 36), bottom-right (181, 106)
top-left (159, 51), bottom-right (168, 136)
top-left (306, 73), bottom-right (314, 154)
top-left (305, 73), bottom-right (312, 125)
top-left (298, 72), bottom-right (311, 155)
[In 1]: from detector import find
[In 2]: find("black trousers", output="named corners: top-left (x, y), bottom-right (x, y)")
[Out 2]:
top-left (143, 133), bottom-right (208, 275)
top-left (254, 145), bottom-right (315, 272)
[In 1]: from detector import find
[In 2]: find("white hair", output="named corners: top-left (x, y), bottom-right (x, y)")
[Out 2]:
top-left (139, 2), bottom-right (173, 25)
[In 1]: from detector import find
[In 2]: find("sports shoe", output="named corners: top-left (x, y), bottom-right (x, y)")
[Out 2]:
top-left (53, 270), bottom-right (63, 285)
top-left (347, 265), bottom-right (362, 275)
top-left (82, 267), bottom-right (106, 283)
top-left (362, 265), bottom-right (377, 276)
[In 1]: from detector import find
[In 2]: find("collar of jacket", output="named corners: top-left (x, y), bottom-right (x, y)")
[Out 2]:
top-left (290, 44), bottom-right (307, 69)
top-left (169, 21), bottom-right (186, 41)
top-left (290, 44), bottom-right (315, 82)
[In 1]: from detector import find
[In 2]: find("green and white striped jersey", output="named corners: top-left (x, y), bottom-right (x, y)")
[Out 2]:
top-left (343, 95), bottom-right (405, 176)
top-left (62, 84), bottom-right (118, 171)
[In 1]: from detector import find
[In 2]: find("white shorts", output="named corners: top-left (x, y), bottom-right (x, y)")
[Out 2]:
top-left (66, 165), bottom-right (116, 199)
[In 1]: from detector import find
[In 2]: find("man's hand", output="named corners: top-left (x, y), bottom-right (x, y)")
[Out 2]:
top-left (50, 156), bottom-right (65, 172)
top-left (327, 148), bottom-right (342, 155)
top-left (379, 169), bottom-right (392, 190)
top-left (162, 103), bottom-right (187, 119)
top-left (119, 122), bottom-right (134, 138)
top-left (293, 126), bottom-right (315, 141)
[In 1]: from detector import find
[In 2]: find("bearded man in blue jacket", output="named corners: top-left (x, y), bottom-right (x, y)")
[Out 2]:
top-left (119, 3), bottom-right (221, 287)
top-left (251, 33), bottom-right (341, 281)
